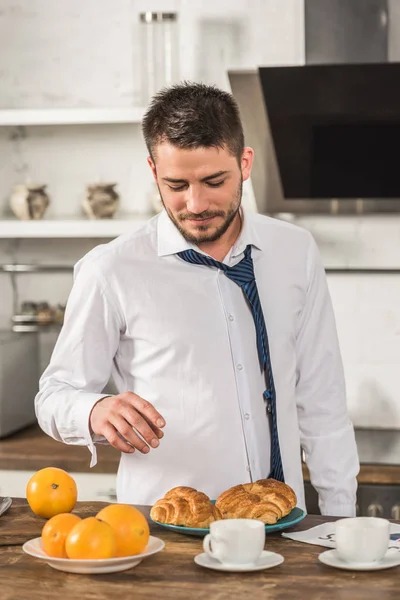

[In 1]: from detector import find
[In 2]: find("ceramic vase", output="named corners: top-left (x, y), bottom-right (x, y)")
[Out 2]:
top-left (9, 184), bottom-right (50, 220)
top-left (82, 183), bottom-right (120, 219)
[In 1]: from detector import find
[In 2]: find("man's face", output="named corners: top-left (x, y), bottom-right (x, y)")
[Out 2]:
top-left (148, 142), bottom-right (253, 245)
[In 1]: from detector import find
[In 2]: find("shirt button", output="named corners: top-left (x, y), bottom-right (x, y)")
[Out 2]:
top-left (244, 413), bottom-right (250, 420)
top-left (228, 314), bottom-right (234, 321)
top-left (237, 364), bottom-right (243, 371)
top-left (246, 466), bottom-right (251, 473)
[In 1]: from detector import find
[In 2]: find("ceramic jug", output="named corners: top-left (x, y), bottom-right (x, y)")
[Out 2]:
top-left (82, 183), bottom-right (120, 219)
top-left (9, 184), bottom-right (50, 220)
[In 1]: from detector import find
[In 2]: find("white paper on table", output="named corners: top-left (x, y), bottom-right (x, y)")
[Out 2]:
top-left (281, 522), bottom-right (400, 552)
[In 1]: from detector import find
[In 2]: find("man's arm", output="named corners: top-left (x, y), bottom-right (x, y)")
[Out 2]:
top-left (35, 256), bottom-right (166, 466)
top-left (295, 233), bottom-right (360, 517)
top-left (35, 258), bottom-right (122, 466)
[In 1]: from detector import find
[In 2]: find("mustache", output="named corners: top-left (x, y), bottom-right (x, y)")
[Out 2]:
top-left (179, 211), bottom-right (225, 221)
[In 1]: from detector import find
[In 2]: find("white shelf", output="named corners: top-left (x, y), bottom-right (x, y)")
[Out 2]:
top-left (0, 216), bottom-right (151, 238)
top-left (0, 107), bottom-right (146, 126)
top-left (1, 264), bottom-right (73, 272)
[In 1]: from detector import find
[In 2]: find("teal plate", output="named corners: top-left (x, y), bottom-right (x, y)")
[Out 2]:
top-left (151, 506), bottom-right (306, 537)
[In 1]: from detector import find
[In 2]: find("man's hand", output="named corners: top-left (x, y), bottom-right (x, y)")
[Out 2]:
top-left (89, 392), bottom-right (166, 454)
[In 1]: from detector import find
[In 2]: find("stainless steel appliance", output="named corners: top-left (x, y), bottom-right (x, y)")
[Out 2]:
top-left (0, 331), bottom-right (38, 438)
top-left (228, 0), bottom-right (400, 215)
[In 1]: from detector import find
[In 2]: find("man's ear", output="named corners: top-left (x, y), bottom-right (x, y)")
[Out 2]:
top-left (147, 156), bottom-right (157, 181)
top-left (241, 147), bottom-right (254, 182)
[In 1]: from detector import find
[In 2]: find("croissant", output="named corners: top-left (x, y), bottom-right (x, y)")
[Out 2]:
top-left (215, 478), bottom-right (297, 525)
top-left (150, 486), bottom-right (223, 528)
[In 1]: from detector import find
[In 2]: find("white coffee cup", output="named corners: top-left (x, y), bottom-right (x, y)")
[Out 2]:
top-left (335, 517), bottom-right (390, 564)
top-left (203, 519), bottom-right (265, 565)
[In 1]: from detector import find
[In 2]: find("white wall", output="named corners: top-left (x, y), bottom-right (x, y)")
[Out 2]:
top-left (0, 1), bottom-right (400, 430)
top-left (329, 273), bottom-right (400, 429)
top-left (0, 0), bottom-right (305, 110)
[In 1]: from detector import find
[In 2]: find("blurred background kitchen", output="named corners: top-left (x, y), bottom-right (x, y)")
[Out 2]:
top-left (0, 0), bottom-right (400, 515)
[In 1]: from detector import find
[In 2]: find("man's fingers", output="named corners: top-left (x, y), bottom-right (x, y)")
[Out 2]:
top-left (102, 423), bottom-right (135, 454)
top-left (119, 407), bottom-right (162, 451)
top-left (139, 411), bottom-right (165, 438)
top-left (123, 393), bottom-right (166, 430)
top-left (110, 414), bottom-right (153, 454)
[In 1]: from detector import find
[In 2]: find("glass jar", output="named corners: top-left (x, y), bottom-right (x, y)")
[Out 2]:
top-left (139, 12), bottom-right (179, 105)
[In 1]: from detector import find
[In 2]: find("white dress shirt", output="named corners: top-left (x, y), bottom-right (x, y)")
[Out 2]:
top-left (35, 209), bottom-right (359, 516)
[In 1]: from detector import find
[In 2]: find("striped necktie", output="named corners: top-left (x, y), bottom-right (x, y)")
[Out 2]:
top-left (177, 245), bottom-right (284, 482)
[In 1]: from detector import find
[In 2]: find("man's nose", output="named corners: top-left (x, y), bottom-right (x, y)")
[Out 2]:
top-left (185, 187), bottom-right (210, 214)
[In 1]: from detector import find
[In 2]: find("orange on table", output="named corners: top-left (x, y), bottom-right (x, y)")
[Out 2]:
top-left (41, 513), bottom-right (81, 558)
top-left (65, 517), bottom-right (117, 560)
top-left (96, 503), bottom-right (150, 556)
top-left (26, 467), bottom-right (77, 518)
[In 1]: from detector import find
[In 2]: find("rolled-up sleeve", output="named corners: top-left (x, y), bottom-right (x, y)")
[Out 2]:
top-left (295, 233), bottom-right (360, 517)
top-left (35, 256), bottom-right (122, 467)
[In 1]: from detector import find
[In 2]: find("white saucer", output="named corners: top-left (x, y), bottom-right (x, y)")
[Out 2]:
top-left (194, 550), bottom-right (284, 573)
top-left (22, 536), bottom-right (165, 574)
top-left (318, 549), bottom-right (400, 572)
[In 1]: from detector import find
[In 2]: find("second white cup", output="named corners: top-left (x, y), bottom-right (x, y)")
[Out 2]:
top-left (335, 517), bottom-right (390, 564)
top-left (203, 518), bottom-right (265, 565)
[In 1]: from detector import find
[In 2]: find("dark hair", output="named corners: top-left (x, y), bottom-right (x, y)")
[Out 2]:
top-left (142, 82), bottom-right (245, 162)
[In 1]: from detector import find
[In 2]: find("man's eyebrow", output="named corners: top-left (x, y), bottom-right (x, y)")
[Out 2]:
top-left (162, 170), bottom-right (230, 184)
top-left (201, 170), bottom-right (229, 182)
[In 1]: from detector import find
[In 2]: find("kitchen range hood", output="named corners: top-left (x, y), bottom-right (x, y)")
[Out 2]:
top-left (229, 0), bottom-right (400, 215)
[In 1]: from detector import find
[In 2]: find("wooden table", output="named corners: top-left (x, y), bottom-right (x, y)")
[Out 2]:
top-left (0, 499), bottom-right (399, 599)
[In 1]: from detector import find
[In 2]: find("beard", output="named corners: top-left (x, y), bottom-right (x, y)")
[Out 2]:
top-left (160, 178), bottom-right (243, 244)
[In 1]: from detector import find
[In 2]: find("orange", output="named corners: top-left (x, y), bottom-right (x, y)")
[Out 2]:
top-left (65, 517), bottom-right (117, 560)
top-left (96, 504), bottom-right (150, 556)
top-left (26, 467), bottom-right (77, 518)
top-left (41, 513), bottom-right (81, 558)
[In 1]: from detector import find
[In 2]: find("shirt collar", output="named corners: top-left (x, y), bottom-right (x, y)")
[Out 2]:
top-left (157, 209), bottom-right (196, 257)
top-left (157, 207), bottom-right (263, 258)
top-left (230, 208), bottom-right (262, 258)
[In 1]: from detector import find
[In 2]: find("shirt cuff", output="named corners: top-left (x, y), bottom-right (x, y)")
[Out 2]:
top-left (319, 503), bottom-right (357, 518)
top-left (72, 392), bottom-right (111, 468)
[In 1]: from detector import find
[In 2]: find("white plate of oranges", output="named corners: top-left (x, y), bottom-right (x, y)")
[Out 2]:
top-left (22, 535), bottom-right (165, 574)
top-left (23, 467), bottom-right (165, 574)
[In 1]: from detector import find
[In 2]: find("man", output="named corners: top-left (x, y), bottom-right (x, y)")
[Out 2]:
top-left (35, 82), bottom-right (359, 516)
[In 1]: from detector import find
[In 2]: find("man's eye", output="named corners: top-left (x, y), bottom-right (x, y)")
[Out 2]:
top-left (207, 180), bottom-right (225, 188)
top-left (168, 185), bottom-right (186, 192)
